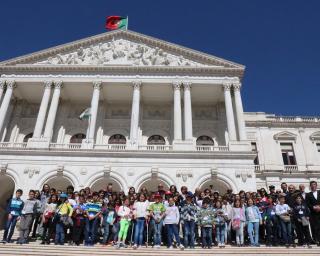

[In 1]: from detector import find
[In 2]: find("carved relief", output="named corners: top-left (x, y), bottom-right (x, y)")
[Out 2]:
top-left (176, 170), bottom-right (193, 182)
top-left (24, 167), bottom-right (40, 178)
top-left (35, 39), bottom-right (207, 67)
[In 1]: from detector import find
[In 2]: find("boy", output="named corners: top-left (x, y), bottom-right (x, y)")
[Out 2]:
top-left (148, 193), bottom-right (165, 248)
top-left (1, 189), bottom-right (24, 243)
top-left (197, 198), bottom-right (215, 248)
top-left (17, 190), bottom-right (39, 244)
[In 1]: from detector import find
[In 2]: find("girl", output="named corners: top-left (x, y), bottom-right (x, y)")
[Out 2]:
top-left (214, 200), bottom-right (227, 248)
top-left (116, 197), bottom-right (132, 249)
top-left (245, 198), bottom-right (262, 246)
top-left (41, 194), bottom-right (57, 244)
top-left (276, 194), bottom-right (293, 248)
top-left (133, 194), bottom-right (149, 249)
top-left (231, 199), bottom-right (246, 247)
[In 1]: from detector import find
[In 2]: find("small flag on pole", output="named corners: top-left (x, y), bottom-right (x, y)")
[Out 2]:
top-left (106, 16), bottom-right (128, 30)
top-left (79, 108), bottom-right (91, 120)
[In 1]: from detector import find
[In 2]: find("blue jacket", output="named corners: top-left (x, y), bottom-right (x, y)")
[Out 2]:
top-left (6, 197), bottom-right (24, 216)
top-left (245, 205), bottom-right (262, 222)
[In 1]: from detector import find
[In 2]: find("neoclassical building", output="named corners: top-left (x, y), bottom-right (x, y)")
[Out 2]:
top-left (0, 30), bottom-right (319, 225)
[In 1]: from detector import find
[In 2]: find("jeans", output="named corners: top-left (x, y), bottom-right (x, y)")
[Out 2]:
top-left (201, 226), bottom-right (212, 247)
top-left (134, 218), bottom-right (145, 246)
top-left (166, 224), bottom-right (181, 247)
top-left (280, 220), bottom-right (292, 244)
top-left (55, 222), bottom-right (65, 245)
top-left (85, 218), bottom-right (99, 244)
top-left (183, 220), bottom-right (195, 247)
top-left (265, 218), bottom-right (278, 245)
top-left (3, 215), bottom-right (18, 242)
top-left (235, 222), bottom-right (244, 245)
top-left (102, 222), bottom-right (110, 244)
top-left (216, 224), bottom-right (225, 244)
top-left (247, 221), bottom-right (260, 245)
top-left (151, 219), bottom-right (163, 246)
top-left (72, 218), bottom-right (85, 245)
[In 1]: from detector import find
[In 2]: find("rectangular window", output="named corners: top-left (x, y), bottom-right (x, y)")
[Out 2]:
top-left (280, 143), bottom-right (296, 165)
top-left (251, 142), bottom-right (259, 165)
top-left (317, 143), bottom-right (320, 152)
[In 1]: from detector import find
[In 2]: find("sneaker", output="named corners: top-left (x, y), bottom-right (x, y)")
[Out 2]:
top-left (0, 240), bottom-right (7, 244)
top-left (218, 242), bottom-right (221, 248)
top-left (154, 245), bottom-right (160, 249)
top-left (133, 244), bottom-right (137, 249)
top-left (168, 246), bottom-right (173, 249)
top-left (308, 244), bottom-right (312, 249)
top-left (116, 243), bottom-right (121, 249)
top-left (222, 243), bottom-right (225, 248)
top-left (179, 244), bottom-right (185, 250)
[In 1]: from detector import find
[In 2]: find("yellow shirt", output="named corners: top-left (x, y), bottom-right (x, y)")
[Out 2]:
top-left (58, 202), bottom-right (73, 217)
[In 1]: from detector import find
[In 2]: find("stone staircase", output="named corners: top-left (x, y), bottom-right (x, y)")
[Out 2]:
top-left (1, 230), bottom-right (320, 255)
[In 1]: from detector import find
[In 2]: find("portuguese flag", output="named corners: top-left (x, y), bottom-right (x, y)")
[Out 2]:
top-left (105, 16), bottom-right (128, 30)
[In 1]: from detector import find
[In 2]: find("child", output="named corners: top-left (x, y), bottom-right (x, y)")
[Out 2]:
top-left (263, 196), bottom-right (278, 246)
top-left (148, 193), bottom-right (166, 248)
top-left (197, 198), bottom-right (215, 249)
top-left (245, 198), bottom-right (262, 247)
top-left (180, 192), bottom-right (197, 249)
top-left (41, 194), bottom-right (58, 244)
top-left (1, 189), bottom-right (24, 243)
top-left (17, 190), bottom-right (39, 244)
top-left (164, 197), bottom-right (184, 250)
top-left (231, 199), bottom-right (246, 247)
top-left (276, 194), bottom-right (293, 248)
top-left (101, 201), bottom-right (117, 245)
top-left (214, 200), bottom-right (227, 248)
top-left (133, 193), bottom-right (149, 249)
top-left (84, 192), bottom-right (102, 246)
top-left (72, 195), bottom-right (87, 246)
top-left (116, 197), bottom-right (132, 249)
top-left (292, 195), bottom-right (312, 248)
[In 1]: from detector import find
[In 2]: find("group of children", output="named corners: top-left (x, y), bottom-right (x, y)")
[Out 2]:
top-left (1, 181), bottom-right (320, 249)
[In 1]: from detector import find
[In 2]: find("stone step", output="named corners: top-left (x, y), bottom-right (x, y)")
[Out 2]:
top-left (0, 244), bottom-right (319, 256)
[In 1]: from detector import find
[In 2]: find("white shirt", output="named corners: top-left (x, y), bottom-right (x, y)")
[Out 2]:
top-left (313, 191), bottom-right (318, 200)
top-left (133, 201), bottom-right (149, 218)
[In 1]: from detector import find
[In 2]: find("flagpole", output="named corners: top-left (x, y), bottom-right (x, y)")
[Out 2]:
top-left (126, 16), bottom-right (129, 30)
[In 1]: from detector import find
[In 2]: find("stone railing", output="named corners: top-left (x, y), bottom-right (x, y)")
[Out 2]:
top-left (268, 116), bottom-right (319, 123)
top-left (94, 144), bottom-right (127, 151)
top-left (0, 142), bottom-right (27, 149)
top-left (196, 145), bottom-right (229, 152)
top-left (49, 143), bottom-right (82, 150)
top-left (283, 165), bottom-right (299, 172)
top-left (138, 145), bottom-right (173, 151)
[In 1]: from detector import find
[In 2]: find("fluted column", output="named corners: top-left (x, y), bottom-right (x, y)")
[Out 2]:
top-left (183, 82), bottom-right (193, 140)
top-left (173, 81), bottom-right (182, 140)
top-left (129, 81), bottom-right (141, 144)
top-left (223, 83), bottom-right (237, 141)
top-left (88, 81), bottom-right (102, 142)
top-left (33, 81), bottom-right (52, 138)
top-left (0, 80), bottom-right (5, 104)
top-left (0, 80), bottom-right (15, 134)
top-left (233, 82), bottom-right (247, 140)
top-left (43, 81), bottom-right (62, 140)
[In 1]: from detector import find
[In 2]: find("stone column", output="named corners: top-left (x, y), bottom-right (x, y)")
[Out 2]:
top-left (88, 81), bottom-right (102, 143)
top-left (233, 82), bottom-right (247, 140)
top-left (183, 82), bottom-right (193, 140)
top-left (0, 80), bottom-right (5, 104)
top-left (129, 81), bottom-right (141, 145)
top-left (173, 81), bottom-right (182, 141)
top-left (223, 83), bottom-right (237, 141)
top-left (0, 80), bottom-right (15, 134)
top-left (43, 81), bottom-right (62, 140)
top-left (33, 81), bottom-right (52, 138)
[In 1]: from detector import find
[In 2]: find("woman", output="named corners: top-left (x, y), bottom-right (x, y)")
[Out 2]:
top-left (169, 185), bottom-right (178, 196)
top-left (139, 187), bottom-right (148, 196)
top-left (133, 193), bottom-right (149, 249)
top-left (231, 199), bottom-right (246, 247)
top-left (214, 200), bottom-right (227, 248)
top-left (41, 194), bottom-right (57, 244)
top-left (128, 187), bottom-right (136, 196)
top-left (31, 190), bottom-right (42, 238)
top-left (245, 198), bottom-right (262, 246)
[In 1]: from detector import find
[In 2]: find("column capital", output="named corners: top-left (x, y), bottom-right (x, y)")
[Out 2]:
top-left (53, 80), bottom-right (63, 89)
top-left (93, 81), bottom-right (102, 90)
top-left (172, 81), bottom-right (182, 90)
top-left (44, 80), bottom-right (53, 89)
top-left (223, 82), bottom-right (232, 91)
top-left (132, 80), bottom-right (142, 90)
top-left (0, 80), bottom-right (5, 89)
top-left (233, 82), bottom-right (242, 91)
top-left (183, 81), bottom-right (191, 90)
top-left (6, 80), bottom-right (16, 89)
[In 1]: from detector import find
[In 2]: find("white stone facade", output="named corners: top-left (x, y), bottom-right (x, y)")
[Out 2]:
top-left (0, 30), bottom-right (319, 219)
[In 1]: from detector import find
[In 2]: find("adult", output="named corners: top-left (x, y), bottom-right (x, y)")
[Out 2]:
top-left (306, 181), bottom-right (320, 246)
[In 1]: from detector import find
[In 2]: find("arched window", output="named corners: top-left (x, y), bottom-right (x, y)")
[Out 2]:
top-left (23, 133), bottom-right (33, 143)
top-left (196, 135), bottom-right (214, 146)
top-left (70, 133), bottom-right (86, 144)
top-left (108, 134), bottom-right (126, 144)
top-left (147, 135), bottom-right (165, 145)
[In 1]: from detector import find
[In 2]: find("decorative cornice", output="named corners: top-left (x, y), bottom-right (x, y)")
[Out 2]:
top-left (44, 80), bottom-right (53, 89)
top-left (233, 82), bottom-right (241, 91)
top-left (172, 81), bottom-right (182, 90)
top-left (53, 80), bottom-right (63, 89)
top-left (6, 80), bottom-right (16, 89)
top-left (132, 80), bottom-right (142, 90)
top-left (223, 82), bottom-right (232, 91)
top-left (183, 81), bottom-right (191, 90)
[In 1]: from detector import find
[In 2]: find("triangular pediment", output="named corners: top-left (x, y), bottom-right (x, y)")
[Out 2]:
top-left (273, 131), bottom-right (297, 141)
top-left (0, 30), bottom-right (244, 70)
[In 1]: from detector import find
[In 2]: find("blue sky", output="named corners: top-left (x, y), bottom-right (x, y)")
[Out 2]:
top-left (0, 1), bottom-right (319, 116)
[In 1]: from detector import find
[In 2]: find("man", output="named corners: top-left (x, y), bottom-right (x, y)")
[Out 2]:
top-left (1, 189), bottom-right (24, 243)
top-left (281, 182), bottom-right (288, 194)
top-left (286, 185), bottom-right (300, 208)
top-left (299, 184), bottom-right (306, 200)
top-left (306, 181), bottom-right (320, 246)
top-left (269, 185), bottom-right (278, 201)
